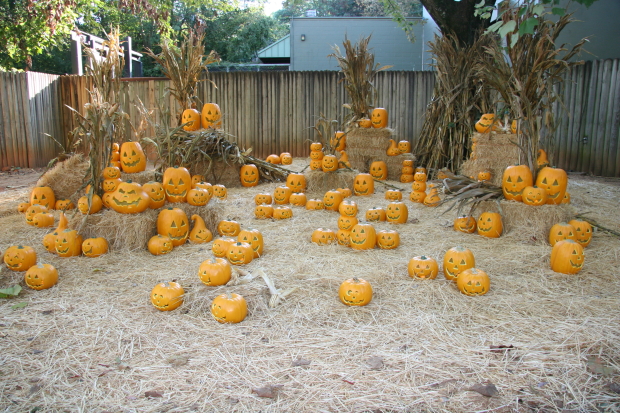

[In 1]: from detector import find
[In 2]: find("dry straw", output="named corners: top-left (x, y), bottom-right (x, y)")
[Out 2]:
top-left (36, 154), bottom-right (89, 201)
top-left (346, 127), bottom-right (394, 172)
top-left (305, 169), bottom-right (356, 196)
top-left (460, 132), bottom-right (521, 187)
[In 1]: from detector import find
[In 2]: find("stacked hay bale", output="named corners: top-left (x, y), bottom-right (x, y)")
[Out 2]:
top-left (460, 132), bottom-right (521, 186)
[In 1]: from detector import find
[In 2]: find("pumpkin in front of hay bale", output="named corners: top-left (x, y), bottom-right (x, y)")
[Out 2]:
top-left (143, 181), bottom-right (166, 209)
top-left (217, 220), bottom-right (240, 237)
top-left (274, 186), bottom-right (292, 205)
top-left (273, 206), bottom-right (293, 219)
top-left (322, 154), bottom-right (339, 172)
top-left (82, 237), bottom-right (108, 257)
top-left (350, 223), bottom-right (376, 250)
top-left (336, 187), bottom-right (352, 198)
top-left (536, 166), bottom-right (568, 205)
top-left (400, 173), bottom-right (414, 183)
top-left (151, 282), bottom-right (184, 311)
top-left (148, 235), bottom-right (173, 255)
top-left (337, 215), bottom-right (358, 231)
top-left (102, 177), bottom-right (122, 193)
top-left (191, 175), bottom-right (204, 187)
top-left (187, 187), bottom-right (211, 206)
top-left (310, 159), bottom-right (322, 171)
top-left (213, 184), bottom-right (227, 200)
top-left (371, 108), bottom-right (388, 128)
top-left (42, 213), bottom-right (68, 253)
top-left (358, 118), bottom-right (372, 128)
top-left (181, 108), bottom-right (201, 131)
top-left (280, 152), bottom-right (293, 165)
top-left (414, 171), bottom-right (427, 183)
top-left (199, 258), bottom-right (232, 286)
top-left (353, 173), bottom-right (374, 196)
top-left (55, 199), bottom-right (75, 210)
top-left (157, 208), bottom-right (189, 247)
top-left (370, 161), bottom-right (388, 180)
top-left (238, 228), bottom-right (264, 258)
top-left (240, 164), bottom-right (260, 187)
top-left (306, 199), bottom-right (324, 210)
top-left (211, 293), bottom-right (247, 324)
top-left (323, 189), bottom-right (343, 212)
top-left (331, 131), bottom-right (346, 152)
top-left (338, 200), bottom-right (358, 217)
top-left (286, 173), bottom-right (306, 193)
top-left (212, 237), bottom-right (235, 258)
top-left (423, 187), bottom-right (441, 207)
top-left (365, 207), bottom-right (386, 222)
top-left (289, 193), bottom-right (307, 207)
top-left (227, 242), bottom-right (254, 265)
top-left (456, 268), bottom-right (490, 296)
top-left (55, 229), bottom-right (83, 257)
top-left (386, 202), bottom-right (408, 224)
top-left (502, 164), bottom-right (533, 202)
top-left (120, 141), bottom-right (147, 173)
top-left (339, 277), bottom-right (373, 306)
top-left (255, 204), bottom-right (274, 219)
top-left (522, 186), bottom-right (548, 206)
top-left (24, 264), bottom-right (58, 290)
top-left (77, 194), bottom-right (103, 215)
top-left (4, 245), bottom-right (37, 271)
top-left (568, 219), bottom-right (593, 247)
top-left (33, 212), bottom-right (54, 228)
top-left (103, 165), bottom-right (121, 179)
top-left (477, 212), bottom-right (503, 238)
top-left (201, 103), bottom-right (222, 129)
top-left (474, 113), bottom-right (497, 133)
top-left (443, 246), bottom-right (475, 281)
top-left (336, 229), bottom-right (351, 246)
top-left (25, 204), bottom-right (47, 225)
top-left (386, 139), bottom-right (400, 156)
top-left (30, 186), bottom-right (56, 209)
top-left (109, 180), bottom-right (150, 213)
top-left (477, 171), bottom-right (492, 182)
top-left (162, 166), bottom-right (191, 203)
top-left (550, 239), bottom-right (585, 274)
top-left (398, 140), bottom-right (411, 154)
top-left (266, 154), bottom-right (281, 164)
top-left (454, 216), bottom-right (477, 234)
top-left (310, 150), bottom-right (324, 161)
top-left (189, 215), bottom-right (213, 244)
top-left (376, 230), bottom-right (400, 249)
top-left (311, 228), bottom-right (336, 245)
top-left (548, 222), bottom-right (576, 246)
top-left (408, 256), bottom-right (438, 279)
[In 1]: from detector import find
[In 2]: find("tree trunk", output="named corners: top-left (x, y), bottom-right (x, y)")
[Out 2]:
top-left (420, 0), bottom-right (495, 46)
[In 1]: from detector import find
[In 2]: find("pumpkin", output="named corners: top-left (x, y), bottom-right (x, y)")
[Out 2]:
top-left (238, 228), bottom-right (264, 258)
top-left (454, 215), bottom-right (477, 233)
top-left (353, 173), bottom-right (374, 196)
top-left (522, 186), bottom-right (548, 206)
top-left (255, 193), bottom-right (273, 205)
top-left (568, 219), bottom-right (593, 247)
top-left (321, 154), bottom-right (339, 172)
top-left (109, 180), bottom-right (150, 213)
top-left (369, 161), bottom-right (388, 180)
top-left (54, 199), bottom-right (75, 210)
top-left (510, 120), bottom-right (517, 134)
top-left (548, 222), bottom-right (576, 246)
top-left (385, 189), bottom-right (402, 201)
top-left (77, 194), bottom-right (103, 215)
top-left (17, 202), bottom-right (30, 213)
top-left (338, 200), bottom-right (358, 217)
top-left (151, 282), bottom-right (184, 311)
top-left (273, 206), bottom-right (293, 219)
top-left (475, 113), bottom-right (496, 133)
top-left (266, 154), bottom-right (281, 164)
top-left (310, 150), bottom-right (324, 160)
top-left (217, 220), bottom-right (241, 237)
top-left (331, 131), bottom-right (346, 152)
top-left (305, 199), bottom-right (324, 210)
top-left (376, 230), bottom-right (400, 249)
top-left (103, 165), bottom-right (121, 179)
top-left (386, 201), bottom-right (408, 224)
top-left (398, 140), bottom-right (411, 154)
top-left (562, 192), bottom-right (571, 204)
top-left (274, 185), bottom-right (292, 205)
top-left (25, 204), bottom-right (47, 225)
top-left (409, 191), bottom-right (426, 203)
top-left (536, 166), bottom-right (568, 204)
top-left (365, 207), bottom-right (386, 222)
top-left (400, 174), bottom-right (415, 183)
top-left (402, 159), bottom-right (414, 168)
top-left (180, 108), bottom-right (201, 131)
top-left (323, 189), bottom-right (343, 211)
top-left (289, 192), bottom-right (307, 207)
top-left (212, 184), bottom-right (227, 200)
top-left (456, 268), bottom-right (490, 296)
top-left (111, 142), bottom-right (120, 151)
top-left (42, 212), bottom-right (67, 253)
top-left (436, 169), bottom-right (451, 179)
top-left (413, 171), bottom-right (427, 182)
top-left (191, 174), bottom-right (205, 187)
top-left (337, 215), bottom-right (358, 231)
top-left (82, 237), bottom-right (108, 257)
top-left (386, 139), bottom-right (400, 156)
top-left (336, 187), bottom-right (352, 198)
top-left (309, 159), bottom-right (322, 171)
top-left (411, 181), bottom-right (426, 192)
top-left (120, 141), bottom-right (147, 173)
top-left (211, 293), bottom-right (247, 324)
top-left (408, 256), bottom-right (438, 279)
top-left (55, 229), bottom-right (83, 257)
top-left (4, 245), bottom-right (37, 271)
top-left (338, 151), bottom-right (351, 169)
top-left (358, 118), bottom-right (372, 128)
top-left (187, 188), bottom-right (211, 206)
top-left (255, 204), bottom-right (274, 219)
top-left (201, 103), bottom-right (222, 129)
top-left (199, 258), bottom-right (232, 286)
top-left (336, 229), bottom-right (351, 246)
top-left (24, 263), bottom-right (58, 290)
top-left (401, 166), bottom-right (414, 175)
top-left (157, 208), bottom-right (189, 246)
top-left (349, 223), bottom-right (376, 250)
top-left (189, 214), bottom-right (213, 244)
top-left (212, 237), bottom-right (236, 258)
top-left (502, 165), bottom-right (533, 201)
top-left (310, 142), bottom-right (323, 151)
top-left (371, 108), bottom-right (388, 128)
top-left (286, 173), bottom-right (306, 193)
top-left (415, 167), bottom-right (427, 175)
top-left (101, 192), bottom-right (113, 208)
top-left (339, 277), bottom-right (373, 306)
top-left (477, 171), bottom-right (492, 182)
top-left (423, 188), bottom-right (441, 207)
top-left (280, 152), bottom-right (293, 165)
top-left (30, 186), bottom-right (56, 209)
top-left (227, 242), bottom-right (254, 265)
top-left (142, 181), bottom-right (166, 209)
top-left (477, 212), bottom-right (503, 238)
top-left (32, 213), bottom-right (54, 228)
top-left (550, 239), bottom-right (585, 274)
top-left (240, 164), bottom-right (260, 187)
top-left (537, 149), bottom-right (550, 168)
top-left (148, 235), bottom-right (174, 255)
top-left (443, 246), bottom-right (475, 281)
top-left (311, 228), bottom-right (336, 245)
top-left (163, 166), bottom-right (192, 203)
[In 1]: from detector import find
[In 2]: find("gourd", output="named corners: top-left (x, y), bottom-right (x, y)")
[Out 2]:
top-left (189, 215), bottom-right (213, 243)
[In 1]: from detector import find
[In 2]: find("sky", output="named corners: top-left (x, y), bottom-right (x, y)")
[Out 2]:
top-left (262, 0), bottom-right (284, 15)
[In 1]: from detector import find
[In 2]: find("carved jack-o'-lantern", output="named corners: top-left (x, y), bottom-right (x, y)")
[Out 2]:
top-left (199, 258), bottom-right (232, 287)
top-left (548, 222), bottom-right (576, 246)
top-left (217, 220), bottom-right (241, 237)
top-left (181, 108), bottom-right (201, 131)
top-left (410, 190), bottom-right (426, 203)
top-left (336, 229), bottom-right (351, 246)
top-left (331, 131), bottom-right (346, 152)
top-left (502, 165), bottom-right (533, 202)
top-left (305, 199), bottom-right (324, 210)
top-left (477, 212), bottom-right (503, 238)
top-left (103, 165), bottom-right (121, 179)
top-left (423, 187), bottom-right (441, 207)
top-left (369, 161), bottom-right (388, 180)
top-left (227, 242), bottom-right (254, 265)
top-left (191, 175), bottom-right (205, 188)
top-left (82, 237), bottom-right (108, 257)
top-left (286, 173), bottom-right (306, 193)
top-left (211, 293), bottom-right (247, 324)
top-left (568, 219), bottom-right (592, 248)
top-left (109, 180), bottom-right (150, 213)
top-left (280, 152), bottom-right (293, 165)
top-left (77, 194), bottom-right (103, 215)
top-left (311, 228), bottom-right (336, 245)
top-left (163, 166), bottom-right (191, 203)
top-left (25, 204), bottom-right (47, 225)
top-left (151, 282), bottom-right (184, 311)
top-left (55, 229), bottom-right (83, 257)
top-left (365, 207), bottom-right (386, 222)
top-left (386, 139), bottom-right (400, 156)
top-left (353, 173), bottom-right (374, 196)
top-left (142, 181), bottom-right (166, 209)
top-left (475, 113), bottom-right (497, 133)
top-left (456, 268), bottom-right (490, 296)
top-left (148, 235), bottom-right (173, 255)
top-left (4, 245), bottom-right (37, 271)
top-left (535, 166), bottom-right (568, 205)
top-left (274, 185), bottom-right (292, 205)
top-left (25, 264), bottom-right (58, 290)
top-left (273, 206), bottom-right (293, 219)
top-left (186, 188), bottom-right (211, 206)
top-left (238, 228), bottom-right (264, 258)
top-left (349, 223), bottom-right (376, 250)
top-left (255, 193), bottom-right (272, 205)
top-left (385, 189), bottom-right (402, 201)
top-left (30, 186), bottom-right (56, 209)
top-left (102, 178), bottom-right (122, 193)
top-left (338, 200), bottom-right (358, 217)
top-left (201, 103), bottom-right (222, 129)
top-left (212, 237), bottom-right (236, 258)
top-left (522, 186), bottom-right (548, 206)
top-left (398, 140), bottom-right (411, 153)
top-left (371, 108), bottom-right (388, 128)
top-left (289, 192), bottom-right (307, 207)
top-left (54, 199), bottom-right (74, 211)
top-left (310, 142), bottom-right (322, 151)
top-left (157, 207), bottom-right (189, 247)
top-left (255, 204), bottom-right (274, 219)
top-left (337, 215), bottom-right (358, 231)
top-left (443, 246), bottom-right (475, 281)
top-left (386, 202), bottom-right (408, 224)
top-left (240, 164), bottom-right (259, 187)
top-left (189, 215), bottom-right (213, 244)
top-left (376, 230), bottom-right (400, 249)
top-left (339, 277), bottom-right (373, 306)
top-left (120, 141), bottom-right (147, 173)
top-left (336, 187), bottom-right (352, 198)
top-left (322, 154), bottom-right (339, 172)
top-left (408, 256), bottom-right (438, 279)
top-left (32, 212), bottom-right (54, 228)
top-left (213, 184), bottom-right (227, 200)
top-left (551, 239), bottom-right (584, 274)
top-left (323, 189), bottom-right (343, 211)
top-left (310, 150), bottom-right (324, 161)
top-left (477, 171), bottom-right (492, 182)
top-left (358, 118), bottom-right (372, 128)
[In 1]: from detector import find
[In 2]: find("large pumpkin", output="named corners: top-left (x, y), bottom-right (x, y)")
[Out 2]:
top-left (286, 173), bottom-right (306, 193)
top-left (349, 223), bottom-right (376, 250)
top-left (274, 186), bottom-right (292, 205)
top-left (163, 166), bottom-right (192, 203)
top-left (157, 208), bottom-right (189, 247)
top-left (323, 189), bottom-right (343, 212)
top-left (321, 154), bottom-right (339, 172)
top-left (443, 246), bottom-right (475, 281)
top-left (502, 165), bottom-right (533, 202)
top-left (353, 173), bottom-right (374, 196)
top-left (550, 239), bottom-right (584, 274)
top-left (535, 166), bottom-right (568, 205)
top-left (240, 164), bottom-right (260, 187)
top-left (119, 141), bottom-right (147, 173)
top-left (386, 202), bottom-right (408, 224)
top-left (371, 108), bottom-right (388, 128)
top-left (201, 103), bottom-right (222, 129)
top-left (109, 180), bottom-right (150, 213)
top-left (548, 222), bottom-right (576, 246)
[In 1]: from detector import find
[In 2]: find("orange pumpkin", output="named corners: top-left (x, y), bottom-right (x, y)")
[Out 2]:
top-left (331, 131), bottom-right (346, 152)
top-left (568, 219), bottom-right (593, 248)
top-left (305, 199), bottom-right (324, 210)
top-left (181, 108), bottom-right (201, 131)
top-left (227, 242), bottom-right (254, 265)
top-left (376, 230), bottom-right (400, 249)
top-left (119, 141), bottom-right (147, 173)
top-left (211, 293), bottom-right (247, 323)
top-left (25, 264), bottom-right (58, 290)
top-left (55, 229), bottom-right (83, 257)
top-left (358, 118), bottom-right (372, 128)
top-left (201, 103), bottom-right (222, 129)
top-left (338, 200), bottom-right (358, 217)
top-left (142, 181), bottom-right (166, 209)
top-left (266, 154), bottom-right (281, 164)
top-left (371, 108), bottom-right (388, 128)
top-left (311, 228), bottom-right (336, 245)
top-left (109, 180), bottom-right (150, 213)
top-left (273, 206), bottom-right (293, 219)
top-left (369, 161), bottom-right (388, 180)
top-left (148, 235), bottom-right (173, 255)
top-left (337, 215), bottom-right (358, 231)
top-left (457, 268), bottom-right (490, 296)
top-left (535, 166), bottom-right (568, 205)
top-left (339, 277), bottom-right (373, 306)
top-left (198, 258), bottom-right (232, 286)
top-left (398, 140), bottom-right (411, 154)
top-left (475, 113), bottom-right (497, 133)
top-left (186, 188), bottom-right (211, 206)
top-left (408, 256), bottom-right (438, 279)
top-left (4, 245), bottom-right (37, 271)
top-left (454, 216), bottom-right (477, 233)
top-left (82, 237), bottom-right (108, 257)
top-left (349, 223), bottom-right (376, 250)
top-left (289, 192), bottom-right (307, 207)
top-left (365, 207), bottom-right (386, 222)
top-left (321, 154), bottom-right (339, 172)
top-left (548, 222), bottom-right (576, 246)
top-left (323, 189), bottom-right (343, 212)
top-left (353, 173), bottom-right (374, 196)
top-left (240, 164), bottom-right (260, 187)
top-left (255, 193), bottom-right (273, 205)
top-left (157, 207), bottom-right (189, 247)
top-left (255, 204), bottom-right (274, 219)
top-left (274, 185), bottom-right (292, 205)
top-left (217, 220), bottom-right (241, 237)
top-left (386, 201), bottom-right (408, 224)
top-left (280, 152), bottom-right (293, 165)
top-left (212, 237), bottom-right (236, 258)
top-left (550, 239), bottom-right (584, 274)
top-left (443, 246), bottom-right (475, 281)
top-left (30, 186), bottom-right (56, 209)
top-left (385, 189), bottom-right (402, 201)
top-left (238, 228), bottom-right (264, 258)
top-left (502, 165), bottom-right (533, 202)
top-left (163, 166), bottom-right (192, 203)
top-left (477, 212), bottom-right (503, 238)
top-left (522, 186), bottom-right (548, 206)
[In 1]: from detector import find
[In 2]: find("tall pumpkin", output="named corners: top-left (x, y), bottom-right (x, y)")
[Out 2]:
top-left (119, 141), bottom-right (147, 173)
top-left (201, 103), bottom-right (222, 129)
top-left (240, 164), bottom-right (260, 187)
top-left (30, 186), bottom-right (56, 209)
top-left (163, 166), bottom-right (192, 203)
top-left (535, 166), bottom-right (568, 205)
top-left (157, 208), bottom-right (189, 247)
top-left (502, 165), bottom-right (533, 202)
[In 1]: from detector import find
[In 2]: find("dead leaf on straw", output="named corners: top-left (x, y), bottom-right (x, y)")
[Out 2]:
top-left (467, 382), bottom-right (498, 397)
top-left (366, 356), bottom-right (384, 370)
top-left (166, 355), bottom-right (190, 367)
top-left (292, 358), bottom-right (312, 367)
top-left (586, 356), bottom-right (614, 377)
top-left (114, 357), bottom-right (130, 370)
top-left (144, 390), bottom-right (163, 398)
top-left (490, 344), bottom-right (515, 353)
top-left (252, 384), bottom-right (283, 398)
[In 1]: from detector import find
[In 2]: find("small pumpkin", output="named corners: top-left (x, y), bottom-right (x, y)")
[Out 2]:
top-left (54, 199), bottom-right (75, 210)
top-left (358, 118), bottom-right (372, 128)
top-left (369, 161), bottom-right (388, 180)
top-left (55, 229), bottom-right (83, 257)
top-left (17, 202), bottom-right (30, 213)
top-left (475, 113), bottom-right (497, 133)
top-left (331, 131), bottom-right (346, 152)
top-left (371, 108), bottom-right (388, 128)
top-left (77, 194), bottom-right (103, 215)
top-left (212, 184), bottom-right (227, 200)
top-left (310, 150), bottom-right (324, 161)
top-left (398, 140), bottom-right (411, 154)
top-left (338, 200), bottom-right (358, 217)
top-left (82, 237), bottom-right (108, 257)
top-left (189, 215), bottom-right (213, 244)
top-left (32, 212), bottom-right (54, 228)
top-left (4, 245), bottom-right (37, 271)
top-left (338, 151), bottom-right (351, 169)
top-left (274, 185), bottom-right (292, 205)
top-left (477, 212), bottom-right (503, 238)
top-left (273, 206), bottom-right (293, 219)
top-left (148, 235), bottom-right (174, 255)
top-left (453, 216), bottom-right (477, 234)
top-left (337, 215), bottom-right (358, 231)
top-left (336, 187), bottom-right (352, 198)
top-left (255, 204), bottom-right (274, 219)
top-left (25, 263), bottom-right (58, 290)
top-left (409, 191), bottom-right (426, 203)
top-left (522, 186), bottom-right (548, 206)
top-left (151, 282), bottom-right (184, 311)
top-left (336, 229), bottom-right (351, 246)
top-left (309, 159), bottom-right (322, 171)
top-left (376, 230), bottom-right (400, 249)
top-left (240, 164), bottom-right (260, 187)
top-left (119, 141), bottom-right (147, 173)
top-left (568, 219), bottom-right (593, 247)
top-left (103, 165), bottom-right (121, 179)
top-left (423, 188), bottom-right (441, 207)
top-left (191, 175), bottom-right (205, 188)
top-left (198, 258), bottom-right (232, 286)
top-left (255, 193), bottom-right (273, 205)
top-left (400, 174), bottom-right (415, 183)
top-left (477, 171), bottom-right (492, 182)
top-left (365, 207), bottom-right (386, 222)
top-left (217, 220), bottom-right (241, 237)
top-left (42, 212), bottom-right (68, 253)
top-left (408, 256), bottom-right (438, 279)
top-left (402, 159), bottom-right (414, 168)
top-left (413, 171), bottom-right (427, 182)
top-left (157, 208), bottom-right (189, 246)
top-left (562, 192), bottom-right (571, 204)
top-left (280, 152), bottom-right (293, 165)
top-left (353, 173), bottom-right (374, 196)
top-left (201, 103), bottom-right (222, 129)
top-left (25, 204), bottom-right (48, 225)
top-left (548, 222), bottom-right (576, 246)
top-left (163, 166), bottom-right (192, 203)
top-left (385, 189), bottom-right (402, 201)
top-left (311, 228), bottom-right (336, 245)
top-left (181, 108), bottom-right (201, 131)
top-left (227, 242), bottom-right (254, 265)
top-left (305, 199), bottom-right (324, 210)
top-left (212, 237), bottom-right (236, 258)
top-left (349, 222), bottom-right (376, 250)
top-left (211, 293), bottom-right (247, 324)
top-left (386, 201), bottom-right (408, 224)
top-left (323, 189), bottom-right (343, 212)
top-left (266, 154), bottom-right (281, 164)
top-left (289, 192), bottom-right (307, 207)
top-left (186, 188), bottom-right (211, 206)
top-left (456, 268), bottom-right (490, 296)
top-left (443, 246), bottom-right (475, 281)
top-left (142, 181), bottom-right (166, 209)
top-left (537, 149), bottom-right (550, 168)
top-left (415, 167), bottom-right (427, 175)
top-left (322, 154), bottom-right (339, 172)
top-left (310, 142), bottom-right (323, 152)
top-left (550, 239), bottom-right (585, 274)
top-left (286, 173), bottom-right (307, 193)
top-left (339, 277), bottom-right (373, 306)
top-left (238, 228), bottom-right (264, 258)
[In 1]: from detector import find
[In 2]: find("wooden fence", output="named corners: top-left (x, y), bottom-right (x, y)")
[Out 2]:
top-left (1, 61), bottom-right (619, 176)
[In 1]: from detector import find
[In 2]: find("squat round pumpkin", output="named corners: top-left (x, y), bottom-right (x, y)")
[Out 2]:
top-left (550, 239), bottom-right (585, 274)
top-left (353, 173), bottom-right (374, 196)
top-left (454, 216), bottom-right (477, 234)
top-left (82, 237), bottom-right (108, 257)
top-left (408, 256), bottom-right (438, 279)
top-left (151, 282), bottom-right (184, 311)
top-left (198, 258), bottom-right (232, 286)
top-left (376, 230), bottom-right (400, 249)
top-left (274, 186), bottom-right (292, 205)
top-left (385, 189), bottom-right (402, 201)
top-left (311, 228), bottom-right (336, 245)
top-left (255, 204), bottom-right (274, 219)
top-left (212, 237), bottom-right (236, 258)
top-left (339, 277), bottom-right (373, 306)
top-left (187, 188), bottom-right (211, 206)
top-left (548, 222), bottom-right (576, 246)
top-left (568, 219), bottom-right (593, 247)
top-left (213, 184), bottom-right (227, 200)
top-left (365, 207), bottom-right (386, 222)
top-left (286, 173), bottom-right (306, 193)
top-left (289, 192), bottom-right (307, 207)
top-left (217, 220), bottom-right (241, 237)
top-left (227, 242), bottom-right (254, 265)
top-left (211, 293), bottom-right (247, 324)
top-left (4, 245), bottom-right (37, 271)
top-left (109, 180), bottom-right (150, 213)
top-left (238, 228), bottom-right (264, 258)
top-left (255, 193), bottom-right (273, 205)
top-left (25, 264), bottom-right (58, 290)
top-left (148, 235), bottom-right (173, 255)
top-left (273, 206), bottom-right (293, 219)
top-left (477, 212), bottom-right (503, 238)
top-left (266, 154), bottom-right (281, 164)
top-left (321, 155), bottom-right (339, 172)
top-left (456, 268), bottom-right (490, 296)
top-left (522, 185), bottom-right (548, 206)
top-left (181, 108), bottom-right (201, 131)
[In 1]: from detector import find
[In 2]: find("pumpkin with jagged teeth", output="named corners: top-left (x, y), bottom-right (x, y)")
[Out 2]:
top-left (151, 282), bottom-right (184, 311)
top-left (157, 208), bottom-right (189, 247)
top-left (163, 166), bottom-right (191, 203)
top-left (339, 277), bottom-right (373, 306)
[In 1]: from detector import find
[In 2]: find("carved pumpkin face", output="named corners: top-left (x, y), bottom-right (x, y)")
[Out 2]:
top-left (82, 237), bottom-right (108, 257)
top-left (548, 222), bottom-right (576, 246)
top-left (110, 181), bottom-right (150, 213)
top-left (331, 131), bottom-right (346, 152)
top-left (151, 282), bottom-right (184, 311)
top-left (195, 181), bottom-right (213, 197)
top-left (157, 208), bottom-right (189, 247)
top-left (143, 181), bottom-right (166, 209)
top-left (17, 202), bottom-right (30, 213)
top-left (354, 174), bottom-right (374, 196)
top-left (148, 235), bottom-right (173, 255)
top-left (385, 190), bottom-right (402, 201)
top-left (502, 165), bottom-right (533, 201)
top-left (386, 202), bottom-right (408, 224)
top-left (371, 108), bottom-right (388, 128)
top-left (102, 178), bottom-right (121, 193)
top-left (337, 215), bottom-right (358, 231)
top-left (43, 231), bottom-right (60, 253)
top-left (255, 204), bottom-right (274, 219)
top-left (522, 186), bottom-right (548, 206)
top-left (454, 216), bottom-right (477, 233)
top-left (120, 142), bottom-right (147, 173)
top-left (403, 160), bottom-right (414, 168)
top-left (54, 199), bottom-right (75, 210)
top-left (323, 190), bottom-right (343, 211)
top-left (273, 206), bottom-right (293, 219)
top-left (310, 142), bottom-right (322, 151)
top-left (286, 173), bottom-right (306, 193)
top-left (339, 277), bottom-right (373, 306)
top-left (336, 187), bottom-right (352, 198)
top-left (477, 212), bottom-right (503, 238)
top-left (561, 192), bottom-right (570, 204)
top-left (289, 192), bottom-right (307, 207)
top-left (211, 293), bottom-right (247, 324)
top-left (240, 164), bottom-right (259, 187)
top-left (349, 223), bottom-right (376, 250)
top-left (255, 193), bottom-right (273, 205)
top-left (537, 149), bottom-right (549, 168)
top-left (398, 141), bottom-right (411, 153)
top-left (475, 114), bottom-right (496, 133)
top-left (369, 161), bottom-right (388, 180)
top-left (338, 151), bottom-right (351, 169)
top-left (25, 204), bottom-right (48, 225)
top-left (3, 245), bottom-right (37, 271)
top-left (400, 174), bottom-right (414, 183)
top-left (310, 150), bottom-right (324, 160)
top-left (336, 229), bottom-right (351, 246)
top-left (310, 159), bottom-right (322, 170)
top-left (358, 118), bottom-right (372, 128)
top-left (191, 175), bottom-right (205, 187)
top-left (32, 213), bottom-right (54, 228)
top-left (376, 230), bottom-right (400, 249)
top-left (217, 220), bottom-right (241, 237)
top-left (305, 199), bottom-right (324, 210)
top-left (227, 242), bottom-right (254, 265)
top-left (30, 186), bottom-right (56, 209)
top-left (413, 172), bottom-right (427, 182)
top-left (402, 166), bottom-right (414, 175)
top-left (189, 214), bottom-right (213, 244)
top-left (213, 184), bottom-right (227, 200)
top-left (408, 256), bottom-right (438, 279)
top-left (568, 219), bottom-right (592, 247)
top-left (410, 191), bottom-right (426, 203)
top-left (266, 154), bottom-right (281, 164)
top-left (163, 166), bottom-right (192, 203)
top-left (535, 166), bottom-right (568, 205)
top-left (187, 188), bottom-right (211, 206)
top-left (238, 229), bottom-right (264, 258)
top-left (365, 207), bottom-right (386, 222)
top-left (443, 246), bottom-right (475, 281)
top-left (274, 186), bottom-right (292, 205)
top-left (103, 165), bottom-right (121, 180)
top-left (411, 181), bottom-right (426, 192)
top-left (77, 194), bottom-right (103, 215)
top-left (25, 264), bottom-right (58, 290)
top-left (198, 258), bottom-right (232, 286)
top-left (551, 240), bottom-right (585, 274)
top-left (338, 200), bottom-right (357, 217)
top-left (182, 109), bottom-right (201, 131)
top-left (311, 228), bottom-right (336, 245)
top-left (212, 237), bottom-right (236, 258)
top-left (456, 268), bottom-right (490, 296)
top-left (322, 155), bottom-right (338, 172)
top-left (55, 229), bottom-right (83, 257)
top-left (280, 152), bottom-right (293, 165)
top-left (477, 171), bottom-right (492, 182)
top-left (201, 103), bottom-right (222, 129)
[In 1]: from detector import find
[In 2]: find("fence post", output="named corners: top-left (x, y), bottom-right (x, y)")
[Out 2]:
top-left (123, 36), bottom-right (133, 78)
top-left (71, 32), bottom-right (83, 75)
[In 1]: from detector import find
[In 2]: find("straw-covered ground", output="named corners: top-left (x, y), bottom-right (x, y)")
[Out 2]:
top-left (0, 160), bottom-right (619, 412)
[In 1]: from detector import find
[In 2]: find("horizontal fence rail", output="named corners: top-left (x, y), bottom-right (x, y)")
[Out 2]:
top-left (1, 60), bottom-right (619, 176)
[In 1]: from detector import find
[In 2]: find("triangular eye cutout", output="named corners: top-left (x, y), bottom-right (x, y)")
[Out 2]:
top-left (460, 260), bottom-right (466, 265)
top-left (517, 177), bottom-right (523, 182)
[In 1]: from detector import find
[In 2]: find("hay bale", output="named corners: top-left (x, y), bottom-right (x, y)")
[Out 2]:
top-left (305, 169), bottom-right (357, 195)
top-left (385, 153), bottom-right (415, 181)
top-left (36, 154), bottom-right (89, 200)
top-left (346, 128), bottom-right (394, 172)
top-left (68, 202), bottom-right (224, 251)
top-left (120, 170), bottom-right (156, 185)
top-left (474, 199), bottom-right (574, 242)
top-left (460, 132), bottom-right (521, 186)
top-left (194, 160), bottom-right (242, 188)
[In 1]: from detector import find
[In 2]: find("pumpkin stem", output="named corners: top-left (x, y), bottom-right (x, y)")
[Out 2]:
top-left (420, 255), bottom-right (427, 260)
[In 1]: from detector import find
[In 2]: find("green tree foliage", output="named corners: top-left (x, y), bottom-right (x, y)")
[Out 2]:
top-left (280, 0), bottom-right (421, 19)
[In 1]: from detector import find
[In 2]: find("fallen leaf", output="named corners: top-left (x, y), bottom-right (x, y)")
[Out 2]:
top-left (114, 358), bottom-right (130, 370)
top-left (252, 384), bottom-right (283, 398)
top-left (0, 285), bottom-right (22, 298)
top-left (490, 344), bottom-right (515, 353)
top-left (144, 390), bottom-right (163, 398)
top-left (29, 384), bottom-right (42, 394)
top-left (11, 302), bottom-right (28, 310)
top-left (366, 356), bottom-right (384, 370)
top-left (342, 379), bottom-right (355, 385)
top-left (292, 358), bottom-right (311, 367)
top-left (467, 383), bottom-right (498, 397)
top-left (166, 355), bottom-right (190, 367)
top-left (586, 356), bottom-right (614, 377)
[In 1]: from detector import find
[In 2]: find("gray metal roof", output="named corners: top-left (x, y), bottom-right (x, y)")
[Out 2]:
top-left (257, 34), bottom-right (290, 58)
